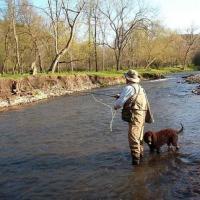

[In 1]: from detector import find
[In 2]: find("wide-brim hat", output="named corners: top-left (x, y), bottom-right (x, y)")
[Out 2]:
top-left (124, 69), bottom-right (140, 83)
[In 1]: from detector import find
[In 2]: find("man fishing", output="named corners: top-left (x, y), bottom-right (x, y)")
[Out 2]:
top-left (114, 69), bottom-right (154, 165)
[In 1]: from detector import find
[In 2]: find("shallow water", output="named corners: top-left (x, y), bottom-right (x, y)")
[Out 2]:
top-left (0, 73), bottom-right (200, 199)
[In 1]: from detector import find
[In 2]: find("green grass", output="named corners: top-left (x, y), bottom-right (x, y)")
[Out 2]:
top-left (0, 73), bottom-right (30, 79)
top-left (46, 70), bottom-right (123, 77)
top-left (0, 66), bottom-right (197, 80)
top-left (137, 66), bottom-right (194, 75)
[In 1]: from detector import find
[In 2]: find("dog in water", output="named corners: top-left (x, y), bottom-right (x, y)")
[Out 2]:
top-left (144, 123), bottom-right (184, 153)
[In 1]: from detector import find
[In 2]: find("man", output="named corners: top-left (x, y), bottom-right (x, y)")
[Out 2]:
top-left (114, 69), bottom-right (153, 165)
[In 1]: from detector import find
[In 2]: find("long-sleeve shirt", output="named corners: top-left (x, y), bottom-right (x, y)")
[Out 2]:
top-left (114, 85), bottom-right (136, 109)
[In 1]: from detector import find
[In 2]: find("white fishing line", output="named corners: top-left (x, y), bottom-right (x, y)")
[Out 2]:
top-left (91, 94), bottom-right (116, 132)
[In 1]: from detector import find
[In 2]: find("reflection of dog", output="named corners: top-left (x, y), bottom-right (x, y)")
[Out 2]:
top-left (144, 124), bottom-right (184, 153)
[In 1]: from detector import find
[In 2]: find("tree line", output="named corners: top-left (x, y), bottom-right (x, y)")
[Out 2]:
top-left (0, 0), bottom-right (200, 74)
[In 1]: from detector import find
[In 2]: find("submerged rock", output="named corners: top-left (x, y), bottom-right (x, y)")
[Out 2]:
top-left (184, 74), bottom-right (200, 95)
top-left (192, 86), bottom-right (200, 95)
top-left (182, 74), bottom-right (194, 79)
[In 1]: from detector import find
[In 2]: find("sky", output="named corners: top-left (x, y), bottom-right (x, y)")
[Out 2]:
top-left (31, 0), bottom-right (200, 32)
top-left (149, 0), bottom-right (200, 31)
top-left (1, 0), bottom-right (200, 32)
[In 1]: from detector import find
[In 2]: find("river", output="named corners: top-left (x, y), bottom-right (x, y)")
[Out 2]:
top-left (0, 73), bottom-right (200, 199)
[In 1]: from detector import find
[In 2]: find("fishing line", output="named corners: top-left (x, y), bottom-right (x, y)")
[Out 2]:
top-left (65, 89), bottom-right (117, 131)
top-left (91, 94), bottom-right (127, 162)
top-left (91, 94), bottom-right (116, 132)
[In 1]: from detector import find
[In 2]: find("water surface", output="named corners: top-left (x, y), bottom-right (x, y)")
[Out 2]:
top-left (0, 73), bottom-right (200, 199)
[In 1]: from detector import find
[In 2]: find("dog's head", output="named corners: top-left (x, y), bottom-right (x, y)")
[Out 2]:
top-left (144, 131), bottom-right (154, 145)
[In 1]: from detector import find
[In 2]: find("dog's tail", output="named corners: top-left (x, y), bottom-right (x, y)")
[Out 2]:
top-left (177, 123), bottom-right (184, 134)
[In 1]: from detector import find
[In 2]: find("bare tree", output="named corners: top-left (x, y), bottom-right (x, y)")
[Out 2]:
top-left (98, 8), bottom-right (108, 71)
top-left (18, 0), bottom-right (44, 72)
top-left (99, 0), bottom-right (151, 70)
top-left (86, 0), bottom-right (93, 71)
top-left (91, 0), bottom-right (99, 72)
top-left (182, 25), bottom-right (199, 69)
top-left (48, 0), bottom-right (85, 73)
top-left (12, 0), bottom-right (21, 73)
top-left (143, 23), bottom-right (176, 68)
top-left (5, 0), bottom-right (21, 73)
top-left (2, 24), bottom-right (10, 74)
top-left (47, 0), bottom-right (62, 57)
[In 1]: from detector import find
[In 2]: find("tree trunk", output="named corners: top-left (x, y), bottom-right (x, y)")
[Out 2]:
top-left (48, 27), bottom-right (74, 73)
top-left (38, 53), bottom-right (43, 72)
top-left (35, 43), bottom-right (43, 72)
top-left (145, 57), bottom-right (156, 68)
top-left (32, 38), bottom-right (43, 73)
top-left (88, 2), bottom-right (92, 71)
top-left (115, 49), bottom-right (121, 71)
top-left (2, 27), bottom-right (10, 74)
top-left (94, 15), bottom-right (98, 72)
top-left (12, 9), bottom-right (21, 73)
top-left (69, 52), bottom-right (74, 72)
top-left (102, 45), bottom-right (105, 71)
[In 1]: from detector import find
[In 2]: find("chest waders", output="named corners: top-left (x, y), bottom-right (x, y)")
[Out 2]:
top-left (122, 84), bottom-right (153, 164)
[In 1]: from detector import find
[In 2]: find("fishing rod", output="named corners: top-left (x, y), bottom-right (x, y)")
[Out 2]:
top-left (86, 92), bottom-right (117, 98)
top-left (66, 89), bottom-right (119, 98)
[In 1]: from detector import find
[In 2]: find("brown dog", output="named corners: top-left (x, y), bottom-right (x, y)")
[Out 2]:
top-left (144, 123), bottom-right (184, 153)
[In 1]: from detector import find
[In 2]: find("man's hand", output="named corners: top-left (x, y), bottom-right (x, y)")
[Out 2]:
top-left (114, 105), bottom-right (121, 110)
top-left (113, 94), bottom-right (120, 99)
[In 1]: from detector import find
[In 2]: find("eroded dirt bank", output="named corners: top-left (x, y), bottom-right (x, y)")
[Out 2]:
top-left (0, 74), bottom-right (125, 109)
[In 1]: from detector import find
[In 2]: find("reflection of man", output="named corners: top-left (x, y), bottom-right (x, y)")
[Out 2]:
top-left (114, 69), bottom-right (153, 165)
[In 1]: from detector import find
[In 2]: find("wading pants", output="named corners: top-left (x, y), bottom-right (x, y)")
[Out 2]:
top-left (128, 110), bottom-right (146, 160)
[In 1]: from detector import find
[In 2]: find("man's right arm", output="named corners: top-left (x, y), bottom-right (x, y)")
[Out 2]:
top-left (114, 85), bottom-right (135, 110)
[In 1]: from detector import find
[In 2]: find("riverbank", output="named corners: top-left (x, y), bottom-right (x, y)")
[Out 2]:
top-left (0, 67), bottom-right (196, 110)
top-left (0, 74), bottom-right (124, 110)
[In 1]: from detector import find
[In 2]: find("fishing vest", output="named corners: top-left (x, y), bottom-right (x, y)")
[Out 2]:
top-left (122, 83), bottom-right (149, 123)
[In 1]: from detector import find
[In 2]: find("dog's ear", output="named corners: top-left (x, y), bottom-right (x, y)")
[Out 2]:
top-left (151, 132), bottom-right (157, 145)
top-left (144, 131), bottom-right (152, 144)
top-left (144, 131), bottom-right (150, 139)
top-left (145, 131), bottom-right (152, 137)
top-left (147, 131), bottom-right (153, 144)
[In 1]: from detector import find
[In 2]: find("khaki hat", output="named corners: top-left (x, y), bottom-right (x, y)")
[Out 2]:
top-left (124, 69), bottom-right (140, 83)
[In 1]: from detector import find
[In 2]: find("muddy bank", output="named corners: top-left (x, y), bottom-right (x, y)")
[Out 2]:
top-left (0, 74), bottom-right (125, 109)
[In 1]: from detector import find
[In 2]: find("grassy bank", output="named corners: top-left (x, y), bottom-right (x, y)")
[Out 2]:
top-left (0, 66), bottom-right (197, 79)
top-left (52, 66), bottom-right (197, 78)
